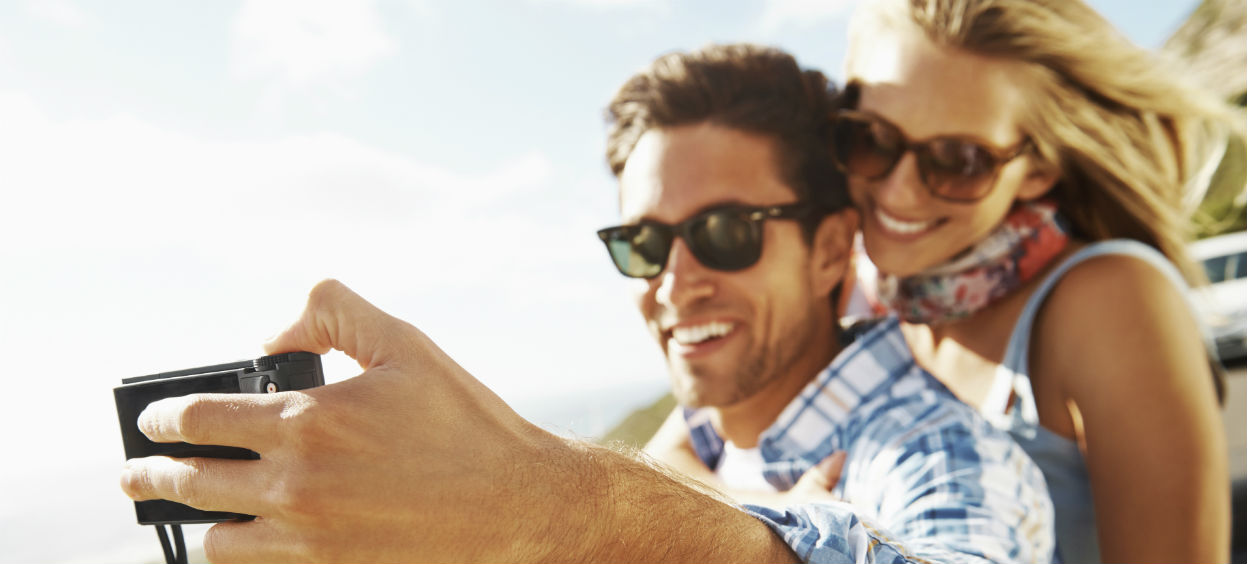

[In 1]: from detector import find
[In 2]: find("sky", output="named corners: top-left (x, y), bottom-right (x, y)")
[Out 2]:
top-left (0, 1), bottom-right (1201, 562)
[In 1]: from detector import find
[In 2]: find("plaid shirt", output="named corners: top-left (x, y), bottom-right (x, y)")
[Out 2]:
top-left (686, 317), bottom-right (1055, 563)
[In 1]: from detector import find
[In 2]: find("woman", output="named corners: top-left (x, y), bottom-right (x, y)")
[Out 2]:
top-left (834, 0), bottom-right (1232, 561)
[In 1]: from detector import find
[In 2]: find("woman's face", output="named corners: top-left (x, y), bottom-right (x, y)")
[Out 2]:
top-left (845, 20), bottom-right (1054, 277)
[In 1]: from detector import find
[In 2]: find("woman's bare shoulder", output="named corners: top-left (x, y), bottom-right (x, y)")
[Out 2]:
top-left (1034, 250), bottom-right (1210, 399)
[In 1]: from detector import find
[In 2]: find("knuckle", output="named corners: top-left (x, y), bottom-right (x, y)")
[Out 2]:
top-left (266, 473), bottom-right (297, 514)
top-left (278, 396), bottom-right (323, 445)
top-left (280, 392), bottom-right (317, 422)
top-left (176, 396), bottom-right (211, 444)
top-left (307, 279), bottom-right (347, 309)
top-left (172, 458), bottom-right (208, 508)
top-left (267, 464), bottom-right (334, 525)
top-left (270, 484), bottom-right (324, 525)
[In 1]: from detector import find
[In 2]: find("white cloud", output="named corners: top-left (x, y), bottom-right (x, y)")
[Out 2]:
top-left (530, 0), bottom-right (669, 12)
top-left (0, 86), bottom-right (650, 396)
top-left (0, 91), bottom-right (560, 278)
top-left (0, 34), bottom-right (12, 73)
top-left (757, 0), bottom-right (858, 35)
top-left (230, 0), bottom-right (398, 86)
top-left (0, 89), bottom-right (634, 339)
top-left (546, 0), bottom-right (660, 5)
top-left (22, 0), bottom-right (88, 28)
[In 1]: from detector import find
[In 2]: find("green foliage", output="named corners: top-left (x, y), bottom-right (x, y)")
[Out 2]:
top-left (598, 392), bottom-right (677, 448)
top-left (1193, 132), bottom-right (1248, 239)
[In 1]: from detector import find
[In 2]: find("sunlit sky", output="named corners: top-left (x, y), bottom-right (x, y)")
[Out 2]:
top-left (0, 1), bottom-right (1198, 562)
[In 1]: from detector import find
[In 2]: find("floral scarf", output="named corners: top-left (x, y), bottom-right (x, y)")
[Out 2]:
top-left (877, 200), bottom-right (1070, 325)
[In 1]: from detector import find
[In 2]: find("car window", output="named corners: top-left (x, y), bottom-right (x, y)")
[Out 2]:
top-left (1205, 255), bottom-right (1229, 283)
top-left (1204, 251), bottom-right (1248, 283)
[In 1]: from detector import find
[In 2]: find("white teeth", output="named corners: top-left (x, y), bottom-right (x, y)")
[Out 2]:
top-left (876, 208), bottom-right (936, 235)
top-left (672, 322), bottom-right (734, 345)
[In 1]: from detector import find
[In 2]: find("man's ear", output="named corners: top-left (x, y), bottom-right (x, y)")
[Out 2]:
top-left (809, 208), bottom-right (860, 297)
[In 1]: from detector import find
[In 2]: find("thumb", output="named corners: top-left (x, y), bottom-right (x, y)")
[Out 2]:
top-left (264, 279), bottom-right (415, 370)
top-left (796, 451), bottom-right (846, 492)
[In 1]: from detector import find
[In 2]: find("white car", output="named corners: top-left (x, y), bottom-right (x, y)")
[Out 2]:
top-left (1190, 231), bottom-right (1248, 364)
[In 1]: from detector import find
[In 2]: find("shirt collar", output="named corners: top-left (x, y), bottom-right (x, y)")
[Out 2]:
top-left (687, 316), bottom-right (918, 485)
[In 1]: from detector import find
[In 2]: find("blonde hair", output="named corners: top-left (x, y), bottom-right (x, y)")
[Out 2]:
top-left (848, 0), bottom-right (1237, 284)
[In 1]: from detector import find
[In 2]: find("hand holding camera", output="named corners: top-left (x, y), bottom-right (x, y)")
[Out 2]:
top-left (118, 280), bottom-right (586, 562)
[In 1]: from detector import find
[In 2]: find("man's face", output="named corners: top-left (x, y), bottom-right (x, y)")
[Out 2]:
top-left (617, 123), bottom-right (831, 409)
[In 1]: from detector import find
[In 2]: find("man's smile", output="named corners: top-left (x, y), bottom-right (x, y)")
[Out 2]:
top-left (664, 319), bottom-right (740, 358)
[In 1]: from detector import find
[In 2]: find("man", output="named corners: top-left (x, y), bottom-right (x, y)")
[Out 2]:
top-left (120, 44), bottom-right (1053, 563)
top-left (596, 44), bottom-right (1053, 562)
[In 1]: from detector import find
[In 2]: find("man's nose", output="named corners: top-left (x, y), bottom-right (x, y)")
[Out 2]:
top-left (654, 237), bottom-right (715, 309)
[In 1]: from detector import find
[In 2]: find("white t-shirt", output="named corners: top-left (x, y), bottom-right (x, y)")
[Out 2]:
top-left (714, 441), bottom-right (779, 492)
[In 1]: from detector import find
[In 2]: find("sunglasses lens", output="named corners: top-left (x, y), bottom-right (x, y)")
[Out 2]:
top-left (834, 116), bottom-right (904, 179)
top-left (602, 224), bottom-right (668, 278)
top-left (688, 211), bottom-right (760, 271)
top-left (598, 206), bottom-right (783, 278)
top-left (920, 140), bottom-right (1000, 201)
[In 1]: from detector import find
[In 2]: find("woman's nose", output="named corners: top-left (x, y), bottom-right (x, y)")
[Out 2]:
top-left (870, 151), bottom-right (930, 209)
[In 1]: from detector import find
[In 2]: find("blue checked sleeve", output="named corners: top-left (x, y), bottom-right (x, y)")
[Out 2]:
top-left (742, 403), bottom-right (1054, 564)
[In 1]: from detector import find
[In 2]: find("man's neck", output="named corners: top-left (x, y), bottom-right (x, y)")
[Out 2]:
top-left (710, 328), bottom-right (842, 449)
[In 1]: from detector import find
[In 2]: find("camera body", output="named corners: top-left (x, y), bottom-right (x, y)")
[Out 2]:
top-left (113, 351), bottom-right (324, 525)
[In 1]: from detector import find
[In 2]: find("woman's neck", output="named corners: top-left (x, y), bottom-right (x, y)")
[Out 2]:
top-left (900, 241), bottom-right (1086, 410)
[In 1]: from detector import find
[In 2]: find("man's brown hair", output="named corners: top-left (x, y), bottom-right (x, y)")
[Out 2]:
top-left (604, 43), bottom-right (850, 230)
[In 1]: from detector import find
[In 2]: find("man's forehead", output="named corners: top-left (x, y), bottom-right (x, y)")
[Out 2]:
top-left (616, 124), bottom-right (795, 223)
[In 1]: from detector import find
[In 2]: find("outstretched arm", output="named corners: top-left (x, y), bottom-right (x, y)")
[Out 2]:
top-left (646, 407), bottom-right (846, 509)
top-left (121, 280), bottom-right (798, 563)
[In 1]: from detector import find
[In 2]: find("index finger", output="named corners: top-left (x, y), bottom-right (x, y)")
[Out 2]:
top-left (138, 392), bottom-right (293, 450)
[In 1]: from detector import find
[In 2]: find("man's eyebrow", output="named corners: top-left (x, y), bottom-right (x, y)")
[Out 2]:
top-left (630, 198), bottom-right (757, 224)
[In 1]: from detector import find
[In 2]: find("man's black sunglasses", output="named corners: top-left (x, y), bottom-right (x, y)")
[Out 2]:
top-left (596, 203), bottom-right (819, 279)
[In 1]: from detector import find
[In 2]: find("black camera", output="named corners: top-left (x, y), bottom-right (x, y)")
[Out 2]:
top-left (114, 351), bottom-right (324, 525)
